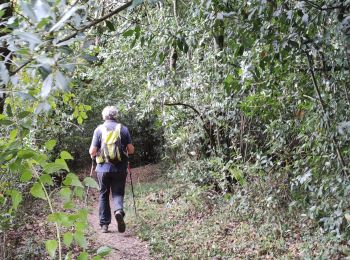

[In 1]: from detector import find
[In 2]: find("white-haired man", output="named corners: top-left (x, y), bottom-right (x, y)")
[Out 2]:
top-left (89, 106), bottom-right (135, 233)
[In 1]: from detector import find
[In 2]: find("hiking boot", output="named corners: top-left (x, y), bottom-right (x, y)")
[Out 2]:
top-left (101, 224), bottom-right (108, 233)
top-left (114, 210), bottom-right (126, 233)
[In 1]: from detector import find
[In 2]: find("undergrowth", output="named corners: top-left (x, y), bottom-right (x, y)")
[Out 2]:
top-left (126, 168), bottom-right (350, 259)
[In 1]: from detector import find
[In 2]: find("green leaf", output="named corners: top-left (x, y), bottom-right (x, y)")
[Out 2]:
top-left (75, 221), bottom-right (87, 232)
top-left (44, 140), bottom-right (57, 151)
top-left (105, 20), bottom-right (115, 31)
top-left (20, 170), bottom-right (33, 181)
top-left (9, 190), bottom-right (22, 210)
top-left (74, 186), bottom-right (84, 199)
top-left (50, 6), bottom-right (81, 32)
top-left (30, 182), bottom-right (47, 200)
top-left (14, 31), bottom-right (42, 47)
top-left (92, 256), bottom-right (102, 260)
top-left (63, 173), bottom-right (83, 187)
top-left (63, 201), bottom-right (74, 209)
top-left (6, 105), bottom-right (12, 116)
top-left (44, 159), bottom-right (69, 174)
top-left (77, 252), bottom-right (88, 260)
top-left (18, 111), bottom-right (31, 119)
top-left (39, 174), bottom-right (54, 186)
top-left (55, 70), bottom-right (69, 91)
top-left (63, 232), bottom-right (73, 247)
top-left (0, 119), bottom-right (13, 125)
top-left (18, 149), bottom-right (37, 159)
top-left (64, 252), bottom-right (72, 260)
top-left (96, 246), bottom-right (112, 257)
top-left (48, 212), bottom-right (73, 227)
top-left (74, 231), bottom-right (87, 248)
top-left (83, 177), bottom-right (99, 189)
top-left (45, 239), bottom-right (58, 258)
top-left (229, 168), bottom-right (246, 185)
top-left (59, 187), bottom-right (72, 201)
top-left (122, 29), bottom-right (134, 37)
top-left (9, 129), bottom-right (18, 141)
top-left (60, 151), bottom-right (74, 160)
top-left (41, 73), bottom-right (53, 98)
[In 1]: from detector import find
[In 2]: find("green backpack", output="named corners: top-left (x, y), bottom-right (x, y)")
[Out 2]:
top-left (96, 124), bottom-right (123, 164)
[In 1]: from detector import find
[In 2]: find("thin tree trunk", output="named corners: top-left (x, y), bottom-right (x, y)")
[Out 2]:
top-left (0, 0), bottom-right (13, 114)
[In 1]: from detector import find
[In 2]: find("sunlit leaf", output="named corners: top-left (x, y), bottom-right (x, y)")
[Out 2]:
top-left (45, 240), bottom-right (58, 258)
top-left (59, 187), bottom-right (72, 201)
top-left (63, 173), bottom-right (83, 187)
top-left (83, 177), bottom-right (99, 189)
top-left (9, 190), bottom-right (22, 210)
top-left (33, 0), bottom-right (52, 21)
top-left (39, 174), bottom-right (54, 186)
top-left (74, 231), bottom-right (87, 248)
top-left (50, 6), bottom-right (84, 32)
top-left (41, 73), bottom-right (53, 98)
top-left (96, 246), bottom-right (111, 257)
top-left (44, 159), bottom-right (69, 174)
top-left (55, 70), bottom-right (69, 91)
top-left (63, 232), bottom-right (74, 247)
top-left (77, 252), bottom-right (88, 260)
top-left (44, 139), bottom-right (57, 151)
top-left (60, 151), bottom-right (73, 160)
top-left (30, 182), bottom-right (47, 200)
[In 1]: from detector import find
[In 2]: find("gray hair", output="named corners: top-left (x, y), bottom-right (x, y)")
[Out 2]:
top-left (102, 106), bottom-right (118, 120)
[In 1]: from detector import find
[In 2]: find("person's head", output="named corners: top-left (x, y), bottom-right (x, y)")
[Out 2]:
top-left (102, 106), bottom-right (118, 120)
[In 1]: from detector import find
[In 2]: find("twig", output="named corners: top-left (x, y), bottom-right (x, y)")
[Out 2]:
top-left (164, 102), bottom-right (204, 122)
top-left (306, 53), bottom-right (348, 175)
top-left (60, 120), bottom-right (84, 132)
top-left (56, 1), bottom-right (133, 44)
top-left (32, 167), bottom-right (63, 260)
top-left (9, 1), bottom-right (134, 75)
top-left (10, 59), bottom-right (33, 76)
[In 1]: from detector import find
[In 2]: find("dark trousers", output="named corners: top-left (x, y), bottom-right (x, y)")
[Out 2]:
top-left (97, 171), bottom-right (128, 225)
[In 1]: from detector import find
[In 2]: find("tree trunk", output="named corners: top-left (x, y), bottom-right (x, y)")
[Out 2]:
top-left (0, 0), bottom-right (13, 114)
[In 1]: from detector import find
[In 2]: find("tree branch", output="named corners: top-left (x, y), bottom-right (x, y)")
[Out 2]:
top-left (164, 102), bottom-right (204, 122)
top-left (10, 59), bottom-right (32, 76)
top-left (307, 53), bottom-right (348, 176)
top-left (164, 102), bottom-right (217, 150)
top-left (9, 1), bottom-right (133, 76)
top-left (304, 0), bottom-right (347, 11)
top-left (56, 1), bottom-right (133, 44)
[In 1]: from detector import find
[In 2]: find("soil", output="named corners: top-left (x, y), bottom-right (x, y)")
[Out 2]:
top-left (87, 204), bottom-right (150, 260)
top-left (86, 164), bottom-right (160, 260)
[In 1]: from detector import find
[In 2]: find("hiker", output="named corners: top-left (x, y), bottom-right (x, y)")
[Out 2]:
top-left (89, 105), bottom-right (135, 233)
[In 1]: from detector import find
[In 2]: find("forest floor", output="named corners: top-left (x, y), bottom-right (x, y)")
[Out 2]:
top-left (85, 164), bottom-right (158, 260)
top-left (4, 164), bottom-right (347, 259)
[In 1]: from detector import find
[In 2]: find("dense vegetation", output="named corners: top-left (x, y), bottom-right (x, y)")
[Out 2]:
top-left (0, 0), bottom-right (349, 258)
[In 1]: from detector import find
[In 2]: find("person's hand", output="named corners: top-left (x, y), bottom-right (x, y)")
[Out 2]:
top-left (91, 156), bottom-right (96, 164)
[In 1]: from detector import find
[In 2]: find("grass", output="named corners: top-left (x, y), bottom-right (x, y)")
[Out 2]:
top-left (124, 169), bottom-right (350, 259)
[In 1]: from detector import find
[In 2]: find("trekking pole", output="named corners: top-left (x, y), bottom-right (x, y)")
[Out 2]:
top-left (84, 159), bottom-right (95, 206)
top-left (128, 163), bottom-right (138, 217)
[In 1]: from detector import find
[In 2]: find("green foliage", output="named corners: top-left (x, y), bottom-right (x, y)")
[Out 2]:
top-left (96, 246), bottom-right (112, 257)
top-left (1, 0), bottom-right (350, 257)
top-left (45, 240), bottom-right (58, 258)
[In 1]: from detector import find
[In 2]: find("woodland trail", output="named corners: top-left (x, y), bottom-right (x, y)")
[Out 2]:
top-left (86, 165), bottom-right (157, 260)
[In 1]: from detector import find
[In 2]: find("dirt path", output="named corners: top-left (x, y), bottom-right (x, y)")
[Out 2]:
top-left (86, 164), bottom-right (159, 260)
top-left (87, 203), bottom-right (150, 260)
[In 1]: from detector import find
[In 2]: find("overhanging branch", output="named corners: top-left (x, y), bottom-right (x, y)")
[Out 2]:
top-left (164, 102), bottom-right (204, 122)
top-left (57, 1), bottom-right (133, 44)
top-left (9, 1), bottom-right (134, 75)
